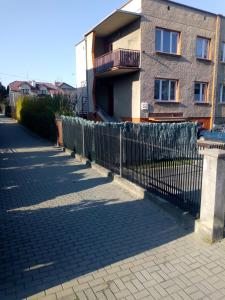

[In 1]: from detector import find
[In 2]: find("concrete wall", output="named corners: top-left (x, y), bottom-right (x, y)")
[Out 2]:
top-left (95, 72), bottom-right (140, 120)
top-left (121, 0), bottom-right (142, 13)
top-left (94, 19), bottom-right (141, 60)
top-left (107, 20), bottom-right (141, 51)
top-left (114, 73), bottom-right (140, 119)
top-left (95, 38), bottom-right (106, 58)
top-left (140, 0), bottom-right (217, 121)
top-left (75, 40), bottom-right (87, 90)
top-left (86, 33), bottom-right (95, 113)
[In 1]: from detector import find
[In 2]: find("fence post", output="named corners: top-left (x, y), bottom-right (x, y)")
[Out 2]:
top-left (196, 148), bottom-right (225, 243)
top-left (120, 127), bottom-right (123, 177)
top-left (82, 123), bottom-right (85, 158)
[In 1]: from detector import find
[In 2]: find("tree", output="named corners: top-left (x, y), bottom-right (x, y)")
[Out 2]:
top-left (0, 83), bottom-right (8, 104)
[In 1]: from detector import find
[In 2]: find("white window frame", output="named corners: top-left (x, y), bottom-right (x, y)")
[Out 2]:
top-left (156, 28), bottom-right (179, 54)
top-left (220, 84), bottom-right (225, 103)
top-left (194, 82), bottom-right (208, 102)
top-left (196, 37), bottom-right (210, 59)
top-left (40, 89), bottom-right (47, 95)
top-left (21, 89), bottom-right (30, 95)
top-left (221, 42), bottom-right (225, 62)
top-left (155, 79), bottom-right (177, 101)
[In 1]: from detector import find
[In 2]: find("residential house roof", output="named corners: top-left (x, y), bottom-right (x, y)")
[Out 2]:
top-left (9, 80), bottom-right (74, 94)
top-left (9, 81), bottom-right (34, 92)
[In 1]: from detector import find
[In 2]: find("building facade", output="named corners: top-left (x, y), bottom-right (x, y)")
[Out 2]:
top-left (75, 0), bottom-right (225, 129)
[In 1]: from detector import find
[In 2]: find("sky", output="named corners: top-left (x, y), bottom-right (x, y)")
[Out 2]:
top-left (0, 0), bottom-right (225, 88)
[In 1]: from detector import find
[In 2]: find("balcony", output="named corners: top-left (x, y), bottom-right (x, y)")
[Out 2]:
top-left (95, 49), bottom-right (140, 77)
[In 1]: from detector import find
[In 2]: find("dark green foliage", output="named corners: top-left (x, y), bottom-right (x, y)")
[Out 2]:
top-left (0, 83), bottom-right (7, 104)
top-left (19, 95), bottom-right (74, 140)
top-left (5, 105), bottom-right (12, 117)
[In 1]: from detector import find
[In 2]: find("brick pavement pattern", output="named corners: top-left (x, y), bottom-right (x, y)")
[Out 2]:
top-left (1, 115), bottom-right (225, 300)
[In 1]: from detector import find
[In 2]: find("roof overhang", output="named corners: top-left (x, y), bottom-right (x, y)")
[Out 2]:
top-left (85, 9), bottom-right (141, 38)
top-left (95, 67), bottom-right (140, 78)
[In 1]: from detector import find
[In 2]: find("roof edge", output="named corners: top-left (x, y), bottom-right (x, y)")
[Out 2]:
top-left (75, 38), bottom-right (85, 47)
top-left (153, 0), bottom-right (224, 18)
top-left (84, 9), bottom-right (141, 37)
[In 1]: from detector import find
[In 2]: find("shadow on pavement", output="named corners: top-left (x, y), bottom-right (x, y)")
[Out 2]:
top-left (0, 116), bottom-right (194, 299)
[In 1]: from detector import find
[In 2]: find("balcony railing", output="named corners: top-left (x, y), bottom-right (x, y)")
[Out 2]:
top-left (95, 49), bottom-right (140, 74)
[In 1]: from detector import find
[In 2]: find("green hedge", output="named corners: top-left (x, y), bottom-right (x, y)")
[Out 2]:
top-left (18, 95), bottom-right (74, 140)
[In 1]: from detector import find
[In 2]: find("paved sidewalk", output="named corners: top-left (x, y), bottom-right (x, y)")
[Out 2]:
top-left (1, 115), bottom-right (225, 300)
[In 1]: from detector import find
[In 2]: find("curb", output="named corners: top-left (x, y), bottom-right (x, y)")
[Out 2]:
top-left (91, 163), bottom-right (113, 178)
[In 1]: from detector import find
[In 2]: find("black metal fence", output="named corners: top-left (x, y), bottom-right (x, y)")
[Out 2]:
top-left (62, 117), bottom-right (203, 217)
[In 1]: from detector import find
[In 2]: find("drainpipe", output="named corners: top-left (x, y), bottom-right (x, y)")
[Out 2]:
top-left (210, 15), bottom-right (221, 129)
top-left (85, 37), bottom-right (89, 117)
top-left (92, 31), bottom-right (97, 115)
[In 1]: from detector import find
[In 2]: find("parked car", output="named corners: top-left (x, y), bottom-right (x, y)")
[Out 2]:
top-left (199, 129), bottom-right (225, 142)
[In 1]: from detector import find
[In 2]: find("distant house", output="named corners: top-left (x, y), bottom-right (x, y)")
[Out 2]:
top-left (9, 80), bottom-right (76, 108)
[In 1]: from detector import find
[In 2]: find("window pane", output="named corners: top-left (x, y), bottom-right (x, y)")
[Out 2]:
top-left (171, 32), bottom-right (178, 54)
top-left (202, 83), bottom-right (207, 101)
top-left (194, 83), bottom-right (200, 101)
top-left (162, 80), bottom-right (169, 100)
top-left (203, 40), bottom-right (209, 59)
top-left (221, 43), bottom-right (225, 62)
top-left (170, 81), bottom-right (176, 100)
top-left (196, 38), bottom-right (203, 58)
top-left (163, 30), bottom-right (170, 53)
top-left (223, 86), bottom-right (225, 102)
top-left (154, 80), bottom-right (160, 99)
top-left (156, 29), bottom-right (161, 52)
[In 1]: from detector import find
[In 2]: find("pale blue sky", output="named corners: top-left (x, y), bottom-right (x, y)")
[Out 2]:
top-left (0, 0), bottom-right (225, 88)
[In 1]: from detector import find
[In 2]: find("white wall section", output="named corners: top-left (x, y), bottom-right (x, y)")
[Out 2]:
top-left (121, 0), bottom-right (142, 13)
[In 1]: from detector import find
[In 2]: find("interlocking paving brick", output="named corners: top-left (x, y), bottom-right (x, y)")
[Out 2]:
top-left (84, 288), bottom-right (97, 299)
top-left (1, 116), bottom-right (225, 300)
top-left (114, 288), bottom-right (131, 299)
top-left (56, 287), bottom-right (75, 299)
top-left (134, 289), bottom-right (150, 299)
top-left (75, 291), bottom-right (87, 300)
top-left (125, 282), bottom-right (138, 294)
top-left (104, 289), bottom-right (116, 300)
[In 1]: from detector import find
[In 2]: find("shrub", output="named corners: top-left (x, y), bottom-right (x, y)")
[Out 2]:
top-left (18, 95), bottom-right (74, 140)
top-left (15, 95), bottom-right (24, 121)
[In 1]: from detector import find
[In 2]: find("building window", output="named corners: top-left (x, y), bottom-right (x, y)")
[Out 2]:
top-left (40, 89), bottom-right (47, 95)
top-left (196, 37), bottom-right (210, 59)
top-left (154, 79), bottom-right (177, 101)
top-left (220, 85), bottom-right (225, 103)
top-left (155, 28), bottom-right (179, 54)
top-left (194, 82), bottom-right (208, 102)
top-left (21, 89), bottom-right (30, 94)
top-left (221, 42), bottom-right (225, 62)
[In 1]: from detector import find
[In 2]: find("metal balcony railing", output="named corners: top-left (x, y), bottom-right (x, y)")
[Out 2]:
top-left (95, 49), bottom-right (140, 74)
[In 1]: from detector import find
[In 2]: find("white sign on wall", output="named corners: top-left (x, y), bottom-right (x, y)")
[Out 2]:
top-left (141, 102), bottom-right (149, 111)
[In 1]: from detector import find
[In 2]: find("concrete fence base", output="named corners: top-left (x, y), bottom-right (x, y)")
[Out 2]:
top-left (195, 149), bottom-right (225, 243)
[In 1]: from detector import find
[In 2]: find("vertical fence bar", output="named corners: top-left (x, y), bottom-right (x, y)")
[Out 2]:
top-left (120, 127), bottom-right (123, 177)
top-left (82, 122), bottom-right (85, 158)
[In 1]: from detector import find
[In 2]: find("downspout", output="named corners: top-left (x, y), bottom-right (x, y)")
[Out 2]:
top-left (85, 37), bottom-right (89, 116)
top-left (210, 15), bottom-right (221, 129)
top-left (92, 31), bottom-right (97, 114)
